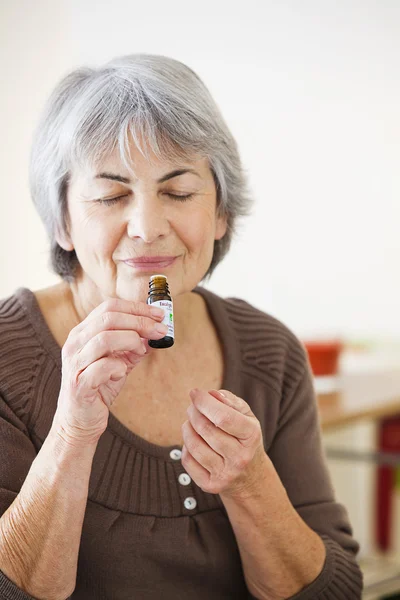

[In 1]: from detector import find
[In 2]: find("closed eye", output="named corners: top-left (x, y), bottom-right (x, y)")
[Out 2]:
top-left (96, 193), bottom-right (194, 206)
top-left (165, 193), bottom-right (194, 202)
top-left (96, 195), bottom-right (128, 206)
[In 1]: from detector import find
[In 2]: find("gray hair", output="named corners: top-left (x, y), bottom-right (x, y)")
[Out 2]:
top-left (29, 54), bottom-right (252, 282)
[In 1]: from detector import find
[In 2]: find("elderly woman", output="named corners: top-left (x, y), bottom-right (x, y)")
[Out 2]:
top-left (0, 54), bottom-right (362, 600)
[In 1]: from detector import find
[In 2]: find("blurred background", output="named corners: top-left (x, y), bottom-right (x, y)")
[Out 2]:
top-left (1, 1), bottom-right (400, 596)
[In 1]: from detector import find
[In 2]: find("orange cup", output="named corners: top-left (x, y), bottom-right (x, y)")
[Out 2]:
top-left (303, 340), bottom-right (343, 376)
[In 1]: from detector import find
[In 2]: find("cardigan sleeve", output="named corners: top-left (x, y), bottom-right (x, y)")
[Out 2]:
top-left (266, 353), bottom-right (363, 599)
top-left (0, 393), bottom-right (43, 600)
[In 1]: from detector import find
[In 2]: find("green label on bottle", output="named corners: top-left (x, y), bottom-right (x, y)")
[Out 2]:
top-left (152, 300), bottom-right (174, 338)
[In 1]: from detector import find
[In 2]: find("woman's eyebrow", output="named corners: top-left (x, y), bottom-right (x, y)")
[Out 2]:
top-left (94, 168), bottom-right (201, 185)
top-left (95, 172), bottom-right (131, 184)
top-left (157, 168), bottom-right (201, 183)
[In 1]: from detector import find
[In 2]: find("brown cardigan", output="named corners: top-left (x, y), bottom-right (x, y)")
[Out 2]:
top-left (0, 286), bottom-right (362, 599)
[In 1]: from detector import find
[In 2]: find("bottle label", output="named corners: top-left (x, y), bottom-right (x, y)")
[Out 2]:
top-left (151, 300), bottom-right (174, 338)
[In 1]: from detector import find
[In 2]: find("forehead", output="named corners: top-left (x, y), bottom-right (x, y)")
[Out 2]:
top-left (73, 143), bottom-right (211, 184)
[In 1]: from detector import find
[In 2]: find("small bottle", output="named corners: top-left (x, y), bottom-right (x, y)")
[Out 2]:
top-left (147, 274), bottom-right (174, 348)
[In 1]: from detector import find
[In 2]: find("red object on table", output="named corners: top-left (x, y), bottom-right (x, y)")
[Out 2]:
top-left (303, 340), bottom-right (343, 376)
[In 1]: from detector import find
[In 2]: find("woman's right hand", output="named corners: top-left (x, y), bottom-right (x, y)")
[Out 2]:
top-left (52, 297), bottom-right (168, 446)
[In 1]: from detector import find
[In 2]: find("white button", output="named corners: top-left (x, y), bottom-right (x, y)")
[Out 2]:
top-left (178, 473), bottom-right (191, 486)
top-left (170, 449), bottom-right (182, 460)
top-left (184, 497), bottom-right (197, 510)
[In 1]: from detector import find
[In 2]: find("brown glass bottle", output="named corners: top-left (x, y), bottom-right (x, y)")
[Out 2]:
top-left (147, 275), bottom-right (174, 348)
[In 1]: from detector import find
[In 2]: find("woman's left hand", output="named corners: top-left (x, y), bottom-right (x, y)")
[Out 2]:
top-left (181, 388), bottom-right (269, 499)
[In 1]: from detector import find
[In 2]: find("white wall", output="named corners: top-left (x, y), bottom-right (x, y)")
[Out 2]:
top-left (1, 0), bottom-right (400, 339)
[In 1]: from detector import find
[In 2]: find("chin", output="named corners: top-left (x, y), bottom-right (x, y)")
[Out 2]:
top-left (115, 278), bottom-right (150, 302)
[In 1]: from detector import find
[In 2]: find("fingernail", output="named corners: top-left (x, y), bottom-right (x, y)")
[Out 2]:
top-left (209, 389), bottom-right (227, 401)
top-left (210, 388), bottom-right (225, 396)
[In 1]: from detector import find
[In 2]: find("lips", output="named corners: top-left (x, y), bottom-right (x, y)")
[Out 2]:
top-left (122, 256), bottom-right (177, 269)
top-left (123, 256), bottom-right (176, 265)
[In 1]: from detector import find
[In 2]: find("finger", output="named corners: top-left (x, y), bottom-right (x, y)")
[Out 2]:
top-left (209, 389), bottom-right (254, 417)
top-left (189, 389), bottom-right (255, 440)
top-left (78, 356), bottom-right (128, 389)
top-left (181, 444), bottom-right (210, 489)
top-left (74, 298), bottom-right (165, 333)
top-left (187, 403), bottom-right (239, 457)
top-left (70, 312), bottom-right (168, 352)
top-left (109, 347), bottom-right (150, 371)
top-left (140, 337), bottom-right (154, 355)
top-left (181, 420), bottom-right (224, 473)
top-left (72, 329), bottom-right (156, 376)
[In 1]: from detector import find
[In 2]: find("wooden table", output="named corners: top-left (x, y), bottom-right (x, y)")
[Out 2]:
top-left (317, 369), bottom-right (400, 431)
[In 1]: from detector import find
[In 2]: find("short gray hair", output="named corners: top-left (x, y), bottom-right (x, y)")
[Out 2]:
top-left (30, 54), bottom-right (252, 282)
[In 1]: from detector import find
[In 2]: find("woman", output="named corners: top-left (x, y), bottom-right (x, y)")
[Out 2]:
top-left (0, 54), bottom-right (362, 599)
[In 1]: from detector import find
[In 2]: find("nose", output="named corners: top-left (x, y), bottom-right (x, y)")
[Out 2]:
top-left (126, 193), bottom-right (170, 243)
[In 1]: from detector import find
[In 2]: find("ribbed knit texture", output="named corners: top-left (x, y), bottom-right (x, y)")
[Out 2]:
top-left (0, 286), bottom-right (363, 599)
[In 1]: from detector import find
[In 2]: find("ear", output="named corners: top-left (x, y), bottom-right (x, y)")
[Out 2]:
top-left (215, 213), bottom-right (228, 241)
top-left (55, 223), bottom-right (74, 252)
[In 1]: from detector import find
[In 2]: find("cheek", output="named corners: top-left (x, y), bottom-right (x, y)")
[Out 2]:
top-left (178, 203), bottom-right (217, 249)
top-left (69, 206), bottom-right (123, 255)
